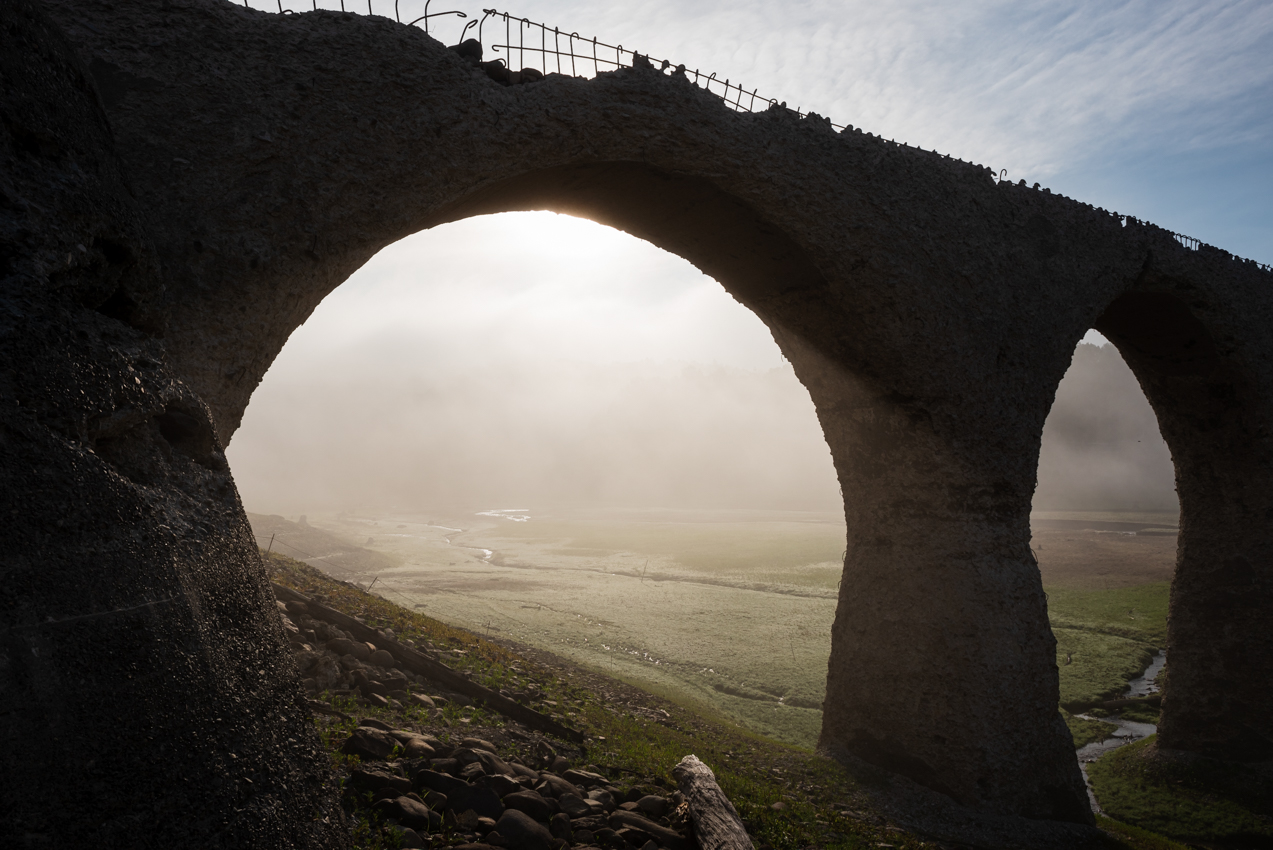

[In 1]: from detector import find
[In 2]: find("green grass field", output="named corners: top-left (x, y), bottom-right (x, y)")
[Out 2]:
top-left (268, 549), bottom-right (1188, 850)
top-left (253, 509), bottom-right (1173, 749)
top-left (1088, 737), bottom-right (1273, 846)
top-left (1047, 584), bottom-right (1170, 645)
top-left (1049, 584), bottom-right (1167, 709)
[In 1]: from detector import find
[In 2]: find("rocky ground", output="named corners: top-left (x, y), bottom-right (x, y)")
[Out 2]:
top-left (268, 551), bottom-right (1189, 850)
top-left (268, 550), bottom-right (936, 849)
top-left (279, 593), bottom-right (699, 849)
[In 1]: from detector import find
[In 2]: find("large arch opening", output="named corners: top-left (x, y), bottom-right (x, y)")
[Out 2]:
top-left (229, 207), bottom-right (848, 748)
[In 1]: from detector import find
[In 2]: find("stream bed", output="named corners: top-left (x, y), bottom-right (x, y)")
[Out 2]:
top-left (1076, 650), bottom-right (1166, 811)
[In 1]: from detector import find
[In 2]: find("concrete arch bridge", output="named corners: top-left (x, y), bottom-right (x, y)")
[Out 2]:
top-left (2, 0), bottom-right (1269, 845)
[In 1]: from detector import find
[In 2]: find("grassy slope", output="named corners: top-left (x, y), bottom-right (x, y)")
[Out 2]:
top-left (269, 551), bottom-right (924, 850)
top-left (1048, 584), bottom-right (1168, 709)
top-left (277, 511), bottom-right (1171, 752)
top-left (472, 516), bottom-right (846, 588)
top-left (267, 550), bottom-right (1185, 850)
top-left (1088, 737), bottom-right (1273, 847)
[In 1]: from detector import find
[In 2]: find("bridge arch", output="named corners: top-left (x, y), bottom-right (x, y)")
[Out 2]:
top-left (1094, 289), bottom-right (1273, 761)
top-left (30, 0), bottom-right (1273, 837)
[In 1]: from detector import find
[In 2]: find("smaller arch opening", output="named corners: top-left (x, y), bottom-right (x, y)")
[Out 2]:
top-left (1032, 330), bottom-right (1178, 756)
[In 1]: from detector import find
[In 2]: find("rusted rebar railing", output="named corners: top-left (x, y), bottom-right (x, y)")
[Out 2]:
top-left (238, 0), bottom-right (1269, 273)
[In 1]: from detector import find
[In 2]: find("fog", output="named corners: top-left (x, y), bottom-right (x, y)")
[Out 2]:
top-left (228, 213), bottom-right (1176, 517)
top-left (1035, 343), bottom-right (1177, 513)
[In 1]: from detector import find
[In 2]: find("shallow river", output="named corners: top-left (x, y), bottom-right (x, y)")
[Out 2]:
top-left (1076, 650), bottom-right (1166, 811)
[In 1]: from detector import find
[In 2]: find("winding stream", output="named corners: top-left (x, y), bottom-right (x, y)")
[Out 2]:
top-left (1076, 650), bottom-right (1166, 811)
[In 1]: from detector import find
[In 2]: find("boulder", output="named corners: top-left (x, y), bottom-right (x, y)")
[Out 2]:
top-left (608, 811), bottom-right (687, 850)
top-left (307, 655), bottom-right (342, 690)
top-left (549, 812), bottom-right (572, 841)
top-left (449, 783), bottom-right (505, 821)
top-left (403, 738), bottom-right (436, 759)
top-left (414, 768), bottom-right (471, 797)
top-left (430, 758), bottom-right (461, 776)
top-left (492, 809), bottom-right (555, 850)
top-left (586, 788), bottom-right (615, 811)
top-left (536, 773), bottom-right (579, 799)
top-left (453, 746), bottom-right (513, 777)
top-left (635, 795), bottom-right (668, 818)
top-left (563, 769), bottom-right (606, 788)
top-left (349, 766), bottom-right (411, 796)
top-left (502, 790), bottom-right (552, 823)
top-left (397, 827), bottom-right (427, 848)
top-left (328, 637), bottom-right (371, 662)
top-left (477, 774), bottom-right (522, 798)
top-left (508, 762), bottom-right (539, 781)
top-left (461, 737), bottom-right (499, 754)
top-left (340, 727), bottom-right (399, 761)
top-left (370, 648), bottom-right (397, 668)
top-left (373, 795), bottom-right (433, 830)
top-left (558, 793), bottom-right (602, 819)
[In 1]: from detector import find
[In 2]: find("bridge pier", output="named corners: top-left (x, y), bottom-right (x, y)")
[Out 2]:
top-left (779, 334), bottom-right (1092, 821)
top-left (1097, 291), bottom-right (1273, 761)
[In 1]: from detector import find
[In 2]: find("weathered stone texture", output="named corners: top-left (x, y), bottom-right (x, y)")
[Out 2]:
top-left (0, 1), bottom-right (347, 846)
top-left (8, 0), bottom-right (1272, 839)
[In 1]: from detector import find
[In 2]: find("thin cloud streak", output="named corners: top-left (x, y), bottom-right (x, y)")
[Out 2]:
top-left (482, 0), bottom-right (1272, 179)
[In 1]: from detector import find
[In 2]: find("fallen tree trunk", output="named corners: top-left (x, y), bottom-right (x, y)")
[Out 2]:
top-left (673, 755), bottom-right (752, 850)
top-left (273, 582), bottom-right (583, 742)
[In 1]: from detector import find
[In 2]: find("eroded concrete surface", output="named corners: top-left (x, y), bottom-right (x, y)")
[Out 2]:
top-left (3, 0), bottom-right (1270, 844)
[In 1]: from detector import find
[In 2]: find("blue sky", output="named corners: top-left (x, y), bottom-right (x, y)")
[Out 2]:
top-left (229, 0), bottom-right (1269, 511)
top-left (248, 0), bottom-right (1273, 261)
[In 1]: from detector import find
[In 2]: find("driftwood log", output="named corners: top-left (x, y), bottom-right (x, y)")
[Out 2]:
top-left (272, 582), bottom-right (584, 742)
top-left (673, 755), bottom-right (753, 850)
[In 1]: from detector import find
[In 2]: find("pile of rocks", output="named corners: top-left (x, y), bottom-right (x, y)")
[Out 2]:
top-left (278, 600), bottom-right (458, 711)
top-left (340, 723), bottom-right (691, 850)
top-left (448, 38), bottom-right (547, 87)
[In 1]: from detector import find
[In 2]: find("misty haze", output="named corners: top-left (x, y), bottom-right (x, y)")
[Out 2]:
top-left (229, 213), bottom-right (1177, 518)
top-left (230, 212), bottom-right (1180, 748)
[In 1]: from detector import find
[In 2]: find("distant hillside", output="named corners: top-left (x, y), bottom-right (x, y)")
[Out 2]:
top-left (246, 512), bottom-right (400, 580)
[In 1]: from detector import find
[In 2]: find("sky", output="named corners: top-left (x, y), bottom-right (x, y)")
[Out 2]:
top-left (228, 0), bottom-right (1266, 516)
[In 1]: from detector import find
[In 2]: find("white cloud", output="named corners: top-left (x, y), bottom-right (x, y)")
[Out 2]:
top-left (260, 2), bottom-right (1272, 180)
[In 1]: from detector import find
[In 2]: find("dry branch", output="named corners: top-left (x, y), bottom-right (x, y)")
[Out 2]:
top-left (673, 754), bottom-right (753, 850)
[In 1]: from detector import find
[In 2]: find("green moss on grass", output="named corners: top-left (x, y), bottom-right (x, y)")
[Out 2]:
top-left (1054, 627), bottom-right (1156, 709)
top-left (1089, 736), bottom-right (1273, 847)
top-left (1117, 703), bottom-right (1161, 724)
top-left (1096, 815), bottom-right (1191, 850)
top-left (1046, 584), bottom-right (1169, 645)
top-left (1064, 710), bottom-right (1119, 749)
